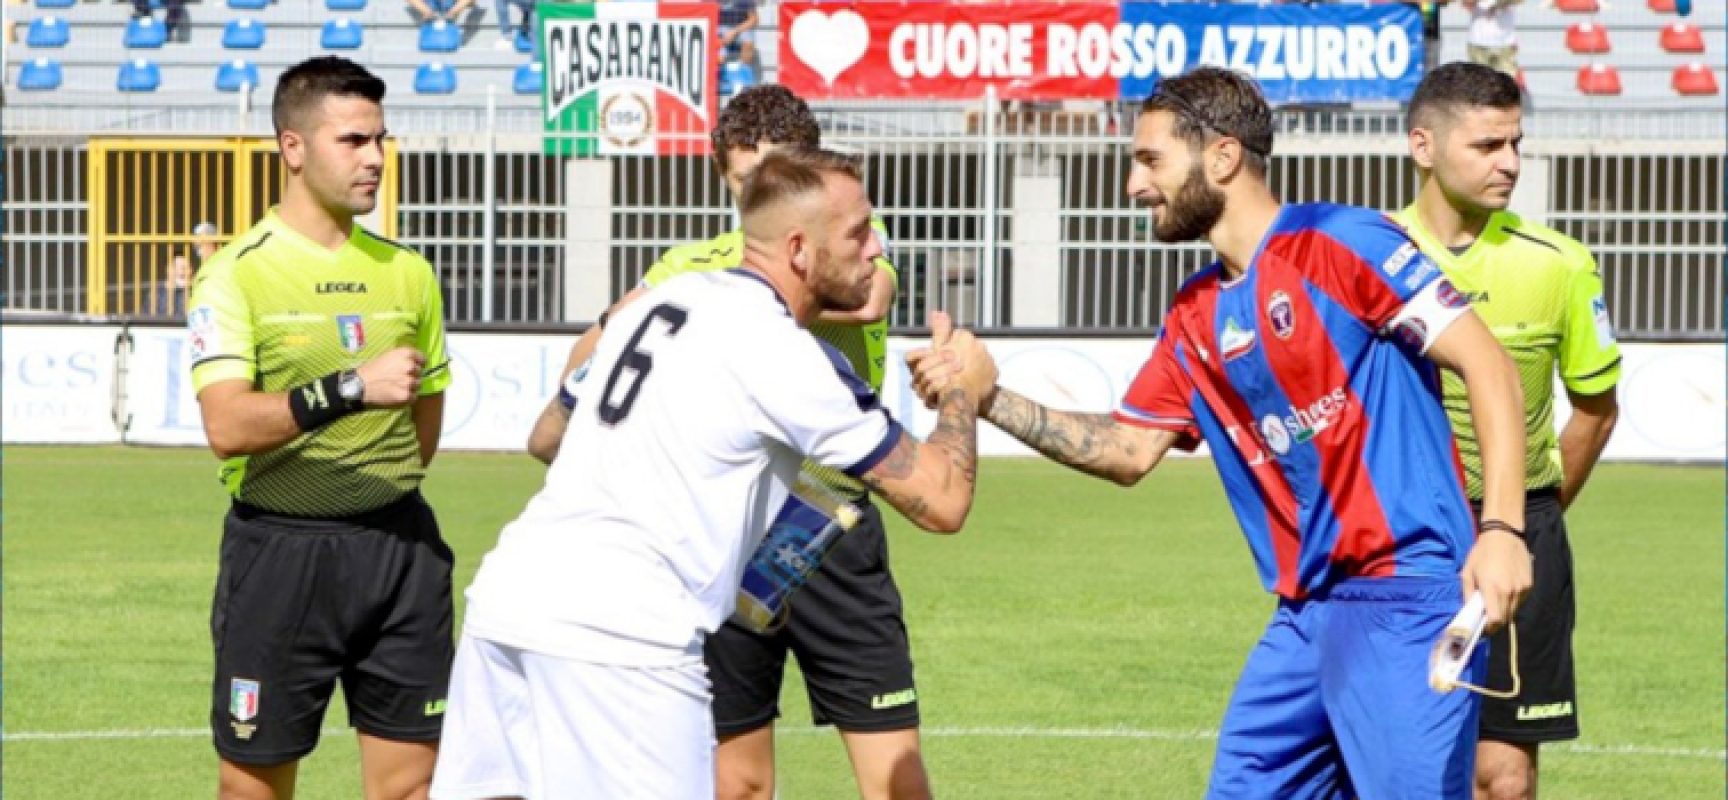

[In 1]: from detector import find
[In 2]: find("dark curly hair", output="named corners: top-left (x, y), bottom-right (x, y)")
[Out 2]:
top-left (711, 85), bottom-right (821, 173)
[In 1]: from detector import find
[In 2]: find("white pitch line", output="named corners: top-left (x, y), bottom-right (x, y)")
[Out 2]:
top-left (6, 726), bottom-right (1722, 761)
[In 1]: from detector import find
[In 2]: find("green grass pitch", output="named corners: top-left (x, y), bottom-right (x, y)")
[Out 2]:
top-left (3, 446), bottom-right (1721, 798)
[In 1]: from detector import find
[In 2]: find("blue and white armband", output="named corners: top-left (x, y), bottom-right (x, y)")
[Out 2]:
top-left (557, 357), bottom-right (593, 411)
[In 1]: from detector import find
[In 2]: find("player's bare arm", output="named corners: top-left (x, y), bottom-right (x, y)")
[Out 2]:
top-left (1424, 309), bottom-right (1531, 631)
top-left (816, 267), bottom-right (895, 325)
top-left (860, 314), bottom-right (990, 533)
top-left (198, 346), bottom-right (424, 459)
top-left (527, 284), bottom-right (650, 464)
top-left (412, 391), bottom-right (445, 467)
top-left (1557, 387), bottom-right (1618, 510)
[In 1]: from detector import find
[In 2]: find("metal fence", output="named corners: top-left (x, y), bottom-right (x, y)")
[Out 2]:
top-left (5, 108), bottom-right (1723, 339)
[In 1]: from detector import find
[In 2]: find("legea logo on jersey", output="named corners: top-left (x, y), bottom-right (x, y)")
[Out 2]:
top-left (1258, 387), bottom-right (1350, 456)
top-left (337, 314), bottom-right (366, 353)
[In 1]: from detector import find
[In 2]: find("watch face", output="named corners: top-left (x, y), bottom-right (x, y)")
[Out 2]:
top-left (340, 373), bottom-right (363, 401)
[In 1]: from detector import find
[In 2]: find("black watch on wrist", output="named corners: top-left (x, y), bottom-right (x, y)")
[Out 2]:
top-left (337, 369), bottom-right (365, 410)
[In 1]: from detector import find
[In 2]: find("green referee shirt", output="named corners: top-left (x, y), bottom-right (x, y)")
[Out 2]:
top-left (188, 211), bottom-right (452, 517)
top-left (1393, 206), bottom-right (1622, 499)
top-left (640, 218), bottom-right (898, 391)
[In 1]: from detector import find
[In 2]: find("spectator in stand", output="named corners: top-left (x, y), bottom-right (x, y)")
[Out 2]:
top-left (719, 0), bottom-right (759, 67)
top-left (192, 221), bottom-right (221, 269)
top-left (408, 0), bottom-right (477, 25)
top-left (1463, 0), bottom-right (1522, 80)
top-left (156, 255), bottom-right (193, 318)
top-left (132, 0), bottom-right (189, 44)
top-left (494, 0), bottom-right (537, 55)
top-left (1407, 0), bottom-right (1450, 76)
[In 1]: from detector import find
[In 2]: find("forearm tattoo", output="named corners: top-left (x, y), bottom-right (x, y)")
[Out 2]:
top-left (862, 387), bottom-right (977, 522)
top-left (985, 388), bottom-right (1138, 480)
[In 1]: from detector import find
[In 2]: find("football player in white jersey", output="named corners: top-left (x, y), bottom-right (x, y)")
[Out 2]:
top-left (429, 148), bottom-right (998, 800)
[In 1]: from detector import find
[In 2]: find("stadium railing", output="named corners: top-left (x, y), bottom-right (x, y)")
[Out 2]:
top-left (5, 102), bottom-right (1720, 341)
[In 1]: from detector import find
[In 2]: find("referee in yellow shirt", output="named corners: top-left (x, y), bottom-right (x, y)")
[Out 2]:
top-left (189, 57), bottom-right (453, 800)
top-left (1398, 62), bottom-right (1620, 800)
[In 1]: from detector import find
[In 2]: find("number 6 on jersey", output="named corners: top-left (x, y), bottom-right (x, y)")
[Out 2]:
top-left (598, 303), bottom-right (689, 424)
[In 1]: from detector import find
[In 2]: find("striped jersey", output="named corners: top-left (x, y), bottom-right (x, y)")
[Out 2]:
top-left (1115, 203), bottom-right (1477, 600)
top-left (188, 211), bottom-right (451, 517)
top-left (1393, 207), bottom-right (1621, 498)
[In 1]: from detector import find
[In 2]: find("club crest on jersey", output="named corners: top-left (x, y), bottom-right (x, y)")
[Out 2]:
top-left (1267, 291), bottom-right (1296, 340)
top-left (1435, 279), bottom-right (1469, 309)
top-left (336, 314), bottom-right (366, 353)
top-left (1221, 318), bottom-right (1257, 361)
top-left (230, 678), bottom-right (260, 722)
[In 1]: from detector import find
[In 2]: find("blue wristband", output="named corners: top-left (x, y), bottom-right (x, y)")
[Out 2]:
top-left (558, 358), bottom-right (593, 411)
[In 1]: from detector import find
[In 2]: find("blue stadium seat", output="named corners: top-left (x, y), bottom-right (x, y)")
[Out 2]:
top-left (34, 0), bottom-right (75, 8)
top-left (227, 0), bottom-right (271, 8)
top-left (720, 61), bottom-right (757, 98)
top-left (414, 62), bottom-right (457, 94)
top-left (215, 59), bottom-right (261, 92)
top-left (124, 16), bottom-right (168, 49)
top-left (118, 59), bottom-right (162, 92)
top-left (26, 16), bottom-right (70, 48)
top-left (514, 30), bottom-right (533, 54)
top-left (513, 62), bottom-right (542, 95)
top-left (18, 58), bottom-right (63, 91)
top-left (327, 0), bottom-right (368, 9)
top-left (321, 18), bottom-right (363, 50)
top-left (223, 19), bottom-right (266, 49)
top-left (419, 20), bottom-right (461, 52)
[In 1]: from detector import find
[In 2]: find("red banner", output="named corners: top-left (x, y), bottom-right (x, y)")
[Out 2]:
top-left (778, 2), bottom-right (1120, 100)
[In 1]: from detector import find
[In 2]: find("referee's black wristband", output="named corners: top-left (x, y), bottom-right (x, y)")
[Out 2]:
top-left (288, 372), bottom-right (360, 432)
top-left (1479, 519), bottom-right (1527, 542)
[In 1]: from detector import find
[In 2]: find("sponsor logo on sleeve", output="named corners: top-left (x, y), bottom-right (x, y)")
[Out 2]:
top-left (1380, 242), bottom-right (1418, 278)
top-left (189, 306), bottom-right (219, 361)
top-left (1591, 295), bottom-right (1616, 347)
top-left (1401, 258), bottom-right (1438, 292)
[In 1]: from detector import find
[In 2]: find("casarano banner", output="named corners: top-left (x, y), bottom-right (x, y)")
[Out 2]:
top-left (778, 1), bottom-right (1424, 104)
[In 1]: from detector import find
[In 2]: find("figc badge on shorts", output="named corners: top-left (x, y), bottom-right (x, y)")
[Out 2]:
top-left (230, 677), bottom-right (261, 740)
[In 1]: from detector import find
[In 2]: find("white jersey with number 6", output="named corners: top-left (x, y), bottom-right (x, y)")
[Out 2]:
top-left (462, 269), bottom-right (904, 666)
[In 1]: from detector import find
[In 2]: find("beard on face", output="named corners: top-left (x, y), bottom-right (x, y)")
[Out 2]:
top-left (810, 244), bottom-right (872, 313)
top-left (1154, 161), bottom-right (1227, 244)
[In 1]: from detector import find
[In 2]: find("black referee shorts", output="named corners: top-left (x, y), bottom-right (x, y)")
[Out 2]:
top-left (210, 491), bottom-right (455, 765)
top-left (707, 501), bottom-right (920, 736)
top-left (1476, 489), bottom-right (1580, 744)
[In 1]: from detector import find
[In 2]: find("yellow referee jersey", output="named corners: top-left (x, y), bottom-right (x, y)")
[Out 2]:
top-left (188, 211), bottom-right (452, 517)
top-left (1393, 207), bottom-right (1622, 499)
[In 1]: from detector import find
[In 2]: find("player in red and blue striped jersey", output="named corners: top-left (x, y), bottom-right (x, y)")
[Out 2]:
top-left (911, 68), bottom-right (1533, 800)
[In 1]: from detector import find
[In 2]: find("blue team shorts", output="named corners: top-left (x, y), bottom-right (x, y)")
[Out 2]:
top-left (1206, 576), bottom-right (1484, 800)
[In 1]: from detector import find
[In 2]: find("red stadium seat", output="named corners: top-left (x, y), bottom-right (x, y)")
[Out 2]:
top-left (1566, 22), bottom-right (1611, 54)
top-left (1554, 0), bottom-right (1599, 13)
top-left (1672, 63), bottom-right (1719, 95)
top-left (1577, 64), bottom-right (1623, 95)
top-left (1660, 23), bottom-right (1705, 53)
top-left (1647, 0), bottom-right (1675, 13)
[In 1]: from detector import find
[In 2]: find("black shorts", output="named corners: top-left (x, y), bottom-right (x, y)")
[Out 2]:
top-left (1476, 490), bottom-right (1580, 744)
top-left (706, 501), bottom-right (919, 736)
top-left (210, 491), bottom-right (455, 765)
